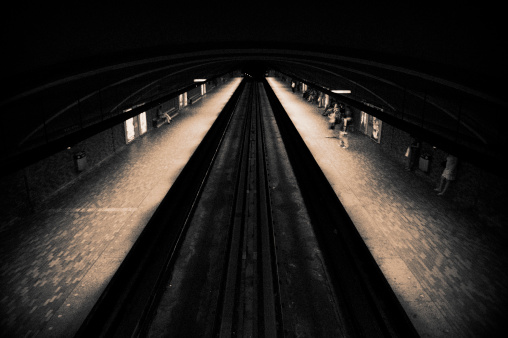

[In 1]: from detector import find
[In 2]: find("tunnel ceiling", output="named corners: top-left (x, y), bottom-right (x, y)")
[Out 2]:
top-left (1, 3), bottom-right (506, 176)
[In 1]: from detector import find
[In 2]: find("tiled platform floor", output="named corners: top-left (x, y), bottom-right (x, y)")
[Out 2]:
top-left (268, 77), bottom-right (508, 337)
top-left (0, 78), bottom-right (242, 337)
top-left (1, 77), bottom-right (506, 337)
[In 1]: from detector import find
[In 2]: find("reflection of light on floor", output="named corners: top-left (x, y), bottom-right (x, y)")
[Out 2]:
top-left (48, 208), bottom-right (138, 213)
top-left (266, 78), bottom-right (304, 114)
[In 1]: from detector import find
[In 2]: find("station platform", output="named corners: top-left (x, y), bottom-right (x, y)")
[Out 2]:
top-left (0, 78), bottom-right (242, 337)
top-left (267, 77), bottom-right (507, 337)
top-left (0, 77), bottom-right (506, 337)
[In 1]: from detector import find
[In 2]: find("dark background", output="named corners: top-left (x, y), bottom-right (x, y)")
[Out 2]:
top-left (2, 3), bottom-right (505, 79)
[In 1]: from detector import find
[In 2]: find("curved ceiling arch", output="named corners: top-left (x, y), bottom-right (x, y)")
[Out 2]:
top-left (1, 42), bottom-right (506, 176)
top-left (17, 59), bottom-right (240, 146)
top-left (5, 44), bottom-right (504, 106)
top-left (274, 59), bottom-right (486, 144)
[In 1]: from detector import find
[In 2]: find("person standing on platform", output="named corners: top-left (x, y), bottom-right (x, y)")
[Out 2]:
top-left (317, 92), bottom-right (323, 107)
top-left (339, 109), bottom-right (352, 148)
top-left (435, 154), bottom-right (458, 196)
top-left (405, 137), bottom-right (421, 171)
top-left (344, 107), bottom-right (353, 132)
top-left (328, 106), bottom-right (337, 129)
top-left (291, 81), bottom-right (296, 93)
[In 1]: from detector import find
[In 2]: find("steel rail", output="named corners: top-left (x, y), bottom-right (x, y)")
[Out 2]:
top-left (216, 82), bottom-right (282, 337)
top-left (217, 82), bottom-right (254, 337)
top-left (255, 82), bottom-right (281, 338)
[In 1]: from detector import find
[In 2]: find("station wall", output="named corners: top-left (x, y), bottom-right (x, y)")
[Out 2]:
top-left (351, 108), bottom-right (508, 229)
top-left (0, 79), bottom-right (225, 226)
top-left (277, 74), bottom-right (506, 229)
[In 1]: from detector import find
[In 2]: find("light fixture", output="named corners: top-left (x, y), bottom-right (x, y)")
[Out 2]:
top-left (331, 90), bottom-right (351, 94)
top-left (123, 102), bottom-right (145, 113)
top-left (194, 79), bottom-right (207, 82)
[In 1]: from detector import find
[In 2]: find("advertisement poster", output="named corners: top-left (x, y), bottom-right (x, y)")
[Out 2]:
top-left (139, 112), bottom-right (147, 135)
top-left (362, 112), bottom-right (383, 143)
top-left (360, 111), bottom-right (369, 135)
top-left (370, 115), bottom-right (382, 143)
top-left (125, 117), bottom-right (136, 143)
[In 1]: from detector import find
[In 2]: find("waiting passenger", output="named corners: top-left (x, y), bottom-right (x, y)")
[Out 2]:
top-left (340, 104), bottom-right (346, 116)
top-left (344, 108), bottom-right (354, 132)
top-left (317, 93), bottom-right (324, 107)
top-left (307, 89), bottom-right (315, 102)
top-left (323, 101), bottom-right (337, 116)
top-left (328, 108), bottom-right (337, 129)
top-left (339, 110), bottom-right (352, 148)
top-left (435, 154), bottom-right (459, 196)
top-left (405, 137), bottom-right (421, 171)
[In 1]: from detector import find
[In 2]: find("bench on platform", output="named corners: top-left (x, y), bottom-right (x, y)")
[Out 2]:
top-left (153, 117), bottom-right (168, 128)
top-left (153, 110), bottom-right (178, 128)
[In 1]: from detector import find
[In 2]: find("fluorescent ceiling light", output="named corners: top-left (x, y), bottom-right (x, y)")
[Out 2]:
top-left (332, 90), bottom-right (351, 94)
top-left (194, 79), bottom-right (207, 82)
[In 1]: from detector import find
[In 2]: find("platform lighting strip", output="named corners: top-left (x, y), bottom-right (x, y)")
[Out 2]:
top-left (194, 79), bottom-right (207, 82)
top-left (123, 102), bottom-right (146, 112)
top-left (331, 90), bottom-right (351, 94)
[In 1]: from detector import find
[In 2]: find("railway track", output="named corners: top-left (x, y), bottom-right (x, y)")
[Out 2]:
top-left (214, 81), bottom-right (282, 337)
top-left (76, 78), bottom-right (419, 337)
